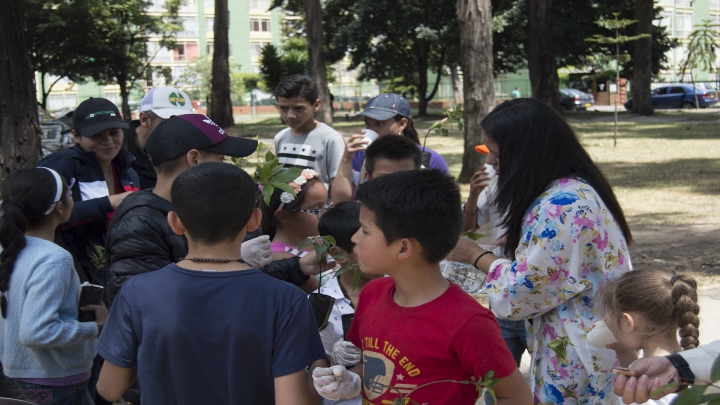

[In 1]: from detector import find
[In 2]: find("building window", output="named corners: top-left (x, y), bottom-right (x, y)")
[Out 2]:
top-left (173, 42), bottom-right (199, 61)
top-left (148, 0), bottom-right (166, 10)
top-left (657, 0), bottom-right (673, 6)
top-left (179, 17), bottom-right (197, 37)
top-left (204, 0), bottom-right (214, 8)
top-left (148, 42), bottom-right (173, 62)
top-left (180, 0), bottom-right (196, 12)
top-left (675, 12), bottom-right (693, 37)
top-left (248, 0), bottom-right (270, 9)
top-left (250, 18), bottom-right (271, 32)
top-left (712, 0), bottom-right (719, 10)
top-left (207, 42), bottom-right (214, 55)
top-left (656, 11), bottom-right (672, 28)
top-left (251, 42), bottom-right (269, 56)
top-left (206, 17), bottom-right (214, 33)
top-left (675, 0), bottom-right (692, 7)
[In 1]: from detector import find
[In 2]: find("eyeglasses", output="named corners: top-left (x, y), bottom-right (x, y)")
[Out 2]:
top-left (292, 204), bottom-right (332, 218)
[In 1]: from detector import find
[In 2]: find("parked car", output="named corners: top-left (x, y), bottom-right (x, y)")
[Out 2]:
top-left (560, 88), bottom-right (595, 111)
top-left (38, 106), bottom-right (72, 156)
top-left (624, 84), bottom-right (718, 110)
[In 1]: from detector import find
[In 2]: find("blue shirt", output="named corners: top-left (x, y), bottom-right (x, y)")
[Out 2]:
top-left (0, 237), bottom-right (97, 379)
top-left (98, 264), bottom-right (325, 405)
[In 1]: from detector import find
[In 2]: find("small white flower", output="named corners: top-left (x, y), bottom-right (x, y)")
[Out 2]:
top-left (280, 192), bottom-right (295, 204)
top-left (293, 176), bottom-right (307, 186)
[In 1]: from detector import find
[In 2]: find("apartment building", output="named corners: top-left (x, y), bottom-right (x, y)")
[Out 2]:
top-left (656, 0), bottom-right (720, 81)
top-left (40, 0), bottom-right (285, 111)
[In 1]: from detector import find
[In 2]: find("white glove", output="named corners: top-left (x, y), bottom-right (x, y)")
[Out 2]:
top-left (332, 340), bottom-right (361, 367)
top-left (241, 235), bottom-right (272, 268)
top-left (319, 323), bottom-right (335, 356)
top-left (313, 365), bottom-right (362, 400)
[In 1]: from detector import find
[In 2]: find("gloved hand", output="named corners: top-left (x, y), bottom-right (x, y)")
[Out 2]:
top-left (241, 235), bottom-right (272, 268)
top-left (313, 365), bottom-right (362, 400)
top-left (319, 323), bottom-right (335, 356)
top-left (332, 340), bottom-right (361, 367)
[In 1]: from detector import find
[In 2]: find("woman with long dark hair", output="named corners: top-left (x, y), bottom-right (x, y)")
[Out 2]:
top-left (0, 168), bottom-right (107, 404)
top-left (449, 98), bottom-right (632, 403)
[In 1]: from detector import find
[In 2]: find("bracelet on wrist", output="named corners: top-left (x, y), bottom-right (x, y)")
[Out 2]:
top-left (473, 251), bottom-right (493, 269)
top-left (462, 207), bottom-right (478, 216)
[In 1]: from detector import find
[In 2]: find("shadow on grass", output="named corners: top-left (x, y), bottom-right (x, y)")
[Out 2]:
top-left (600, 158), bottom-right (720, 195)
top-left (573, 120), bottom-right (720, 141)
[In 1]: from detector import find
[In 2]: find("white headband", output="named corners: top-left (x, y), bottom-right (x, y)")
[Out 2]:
top-left (39, 167), bottom-right (64, 215)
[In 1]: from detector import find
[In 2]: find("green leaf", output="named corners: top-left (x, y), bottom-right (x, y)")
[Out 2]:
top-left (265, 151), bottom-right (276, 162)
top-left (314, 241), bottom-right (324, 260)
top-left (272, 168), bottom-right (303, 183)
top-left (461, 231), bottom-right (484, 241)
top-left (262, 161), bottom-right (273, 181)
top-left (672, 385), bottom-right (706, 405)
top-left (352, 267), bottom-right (362, 291)
top-left (324, 235), bottom-right (337, 246)
top-left (271, 181), bottom-right (297, 196)
top-left (298, 239), bottom-right (313, 252)
top-left (484, 370), bottom-right (494, 381)
top-left (650, 384), bottom-right (676, 399)
top-left (702, 393), bottom-right (720, 404)
top-left (261, 185), bottom-right (275, 206)
top-left (711, 353), bottom-right (720, 382)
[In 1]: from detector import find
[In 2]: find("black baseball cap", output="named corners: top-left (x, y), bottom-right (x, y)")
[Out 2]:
top-left (144, 114), bottom-right (258, 165)
top-left (73, 97), bottom-right (129, 137)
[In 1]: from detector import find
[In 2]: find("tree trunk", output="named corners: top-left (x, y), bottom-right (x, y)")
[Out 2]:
top-left (118, 77), bottom-right (132, 122)
top-left (0, 0), bottom-right (42, 179)
top-left (526, 0), bottom-right (561, 113)
top-left (456, 0), bottom-right (493, 183)
top-left (304, 0), bottom-right (333, 125)
top-left (631, 0), bottom-right (653, 116)
top-left (417, 44), bottom-right (429, 117)
top-left (210, 0), bottom-right (234, 127)
top-left (450, 65), bottom-right (463, 105)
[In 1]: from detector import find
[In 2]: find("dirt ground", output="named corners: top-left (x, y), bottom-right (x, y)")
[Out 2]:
top-left (628, 224), bottom-right (720, 287)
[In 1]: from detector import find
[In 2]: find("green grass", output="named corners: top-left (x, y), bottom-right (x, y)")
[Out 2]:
top-left (230, 109), bottom-right (720, 226)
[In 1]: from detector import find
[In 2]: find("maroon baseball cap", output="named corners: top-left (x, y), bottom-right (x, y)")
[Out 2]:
top-left (144, 114), bottom-right (258, 165)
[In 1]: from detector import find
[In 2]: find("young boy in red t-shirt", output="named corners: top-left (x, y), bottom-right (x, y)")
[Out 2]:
top-left (312, 170), bottom-right (533, 405)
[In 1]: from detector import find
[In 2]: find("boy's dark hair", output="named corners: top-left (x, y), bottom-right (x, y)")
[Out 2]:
top-left (365, 135), bottom-right (422, 175)
top-left (171, 162), bottom-right (257, 244)
top-left (318, 202), bottom-right (360, 252)
top-left (274, 74), bottom-right (318, 105)
top-left (355, 170), bottom-right (461, 263)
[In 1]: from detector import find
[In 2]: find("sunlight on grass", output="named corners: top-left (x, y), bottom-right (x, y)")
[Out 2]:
top-left (232, 110), bottom-right (720, 226)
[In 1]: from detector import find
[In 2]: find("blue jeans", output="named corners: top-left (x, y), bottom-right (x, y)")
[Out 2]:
top-left (16, 379), bottom-right (94, 405)
top-left (484, 318), bottom-right (528, 404)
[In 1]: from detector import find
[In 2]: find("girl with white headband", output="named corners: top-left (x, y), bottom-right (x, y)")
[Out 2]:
top-left (0, 167), bottom-right (107, 404)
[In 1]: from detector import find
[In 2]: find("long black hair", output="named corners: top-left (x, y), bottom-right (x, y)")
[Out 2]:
top-left (480, 98), bottom-right (632, 259)
top-left (0, 168), bottom-right (68, 318)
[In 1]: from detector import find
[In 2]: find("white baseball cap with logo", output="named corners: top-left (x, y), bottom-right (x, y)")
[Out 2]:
top-left (139, 87), bottom-right (194, 119)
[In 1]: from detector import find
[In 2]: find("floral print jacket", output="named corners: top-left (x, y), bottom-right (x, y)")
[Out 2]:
top-left (486, 177), bottom-right (632, 404)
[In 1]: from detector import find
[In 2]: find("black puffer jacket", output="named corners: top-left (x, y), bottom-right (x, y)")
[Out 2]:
top-left (106, 189), bottom-right (309, 305)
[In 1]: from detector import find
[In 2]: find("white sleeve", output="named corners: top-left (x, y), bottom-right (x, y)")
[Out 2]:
top-left (678, 340), bottom-right (720, 383)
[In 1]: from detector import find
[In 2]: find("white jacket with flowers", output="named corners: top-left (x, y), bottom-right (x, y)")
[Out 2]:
top-left (486, 177), bottom-right (632, 404)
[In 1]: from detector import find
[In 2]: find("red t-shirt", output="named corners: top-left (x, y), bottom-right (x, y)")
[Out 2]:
top-left (348, 277), bottom-right (516, 405)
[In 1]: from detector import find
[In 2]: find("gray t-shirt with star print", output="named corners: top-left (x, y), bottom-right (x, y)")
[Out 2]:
top-left (274, 122), bottom-right (345, 190)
